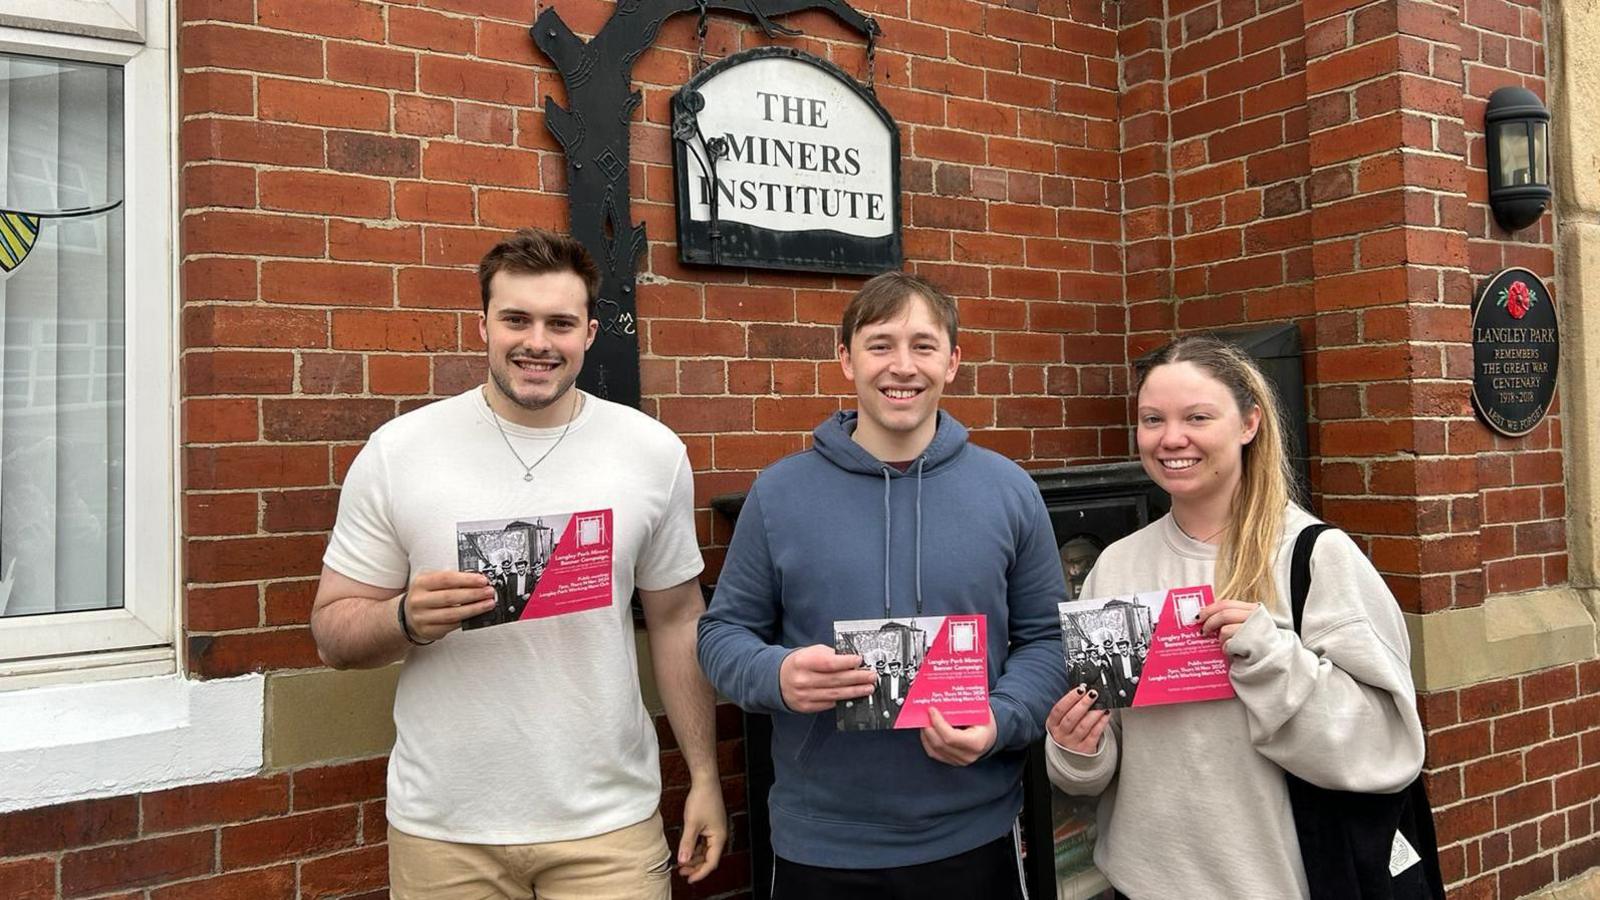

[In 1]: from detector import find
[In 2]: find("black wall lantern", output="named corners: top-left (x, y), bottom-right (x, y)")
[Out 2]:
top-left (1484, 86), bottom-right (1551, 231)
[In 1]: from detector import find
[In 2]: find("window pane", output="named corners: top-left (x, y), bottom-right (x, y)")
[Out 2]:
top-left (0, 53), bottom-right (125, 619)
top-left (1531, 121), bottom-right (1547, 185)
top-left (1495, 122), bottom-right (1532, 187)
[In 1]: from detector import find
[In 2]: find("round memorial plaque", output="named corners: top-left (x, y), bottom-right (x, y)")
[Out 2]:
top-left (1470, 267), bottom-right (1559, 437)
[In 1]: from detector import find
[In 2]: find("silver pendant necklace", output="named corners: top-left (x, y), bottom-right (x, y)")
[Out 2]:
top-left (487, 388), bottom-right (580, 483)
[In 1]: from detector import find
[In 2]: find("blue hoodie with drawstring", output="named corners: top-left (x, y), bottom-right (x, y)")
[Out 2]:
top-left (697, 410), bottom-right (1068, 869)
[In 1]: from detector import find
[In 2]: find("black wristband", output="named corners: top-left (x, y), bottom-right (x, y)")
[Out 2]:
top-left (397, 594), bottom-right (434, 646)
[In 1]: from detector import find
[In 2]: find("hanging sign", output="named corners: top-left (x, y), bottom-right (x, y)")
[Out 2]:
top-left (1471, 267), bottom-right (1559, 437)
top-left (672, 46), bottom-right (901, 275)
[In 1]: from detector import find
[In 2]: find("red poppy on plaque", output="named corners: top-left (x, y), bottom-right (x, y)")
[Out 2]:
top-left (1498, 278), bottom-right (1537, 319)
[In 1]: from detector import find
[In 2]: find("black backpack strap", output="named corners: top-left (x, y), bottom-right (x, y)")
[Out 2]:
top-left (1289, 524), bottom-right (1336, 635)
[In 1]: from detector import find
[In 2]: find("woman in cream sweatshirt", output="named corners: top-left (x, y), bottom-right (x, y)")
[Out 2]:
top-left (1045, 335), bottom-right (1425, 900)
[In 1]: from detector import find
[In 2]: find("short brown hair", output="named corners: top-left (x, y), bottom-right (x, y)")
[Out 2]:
top-left (840, 271), bottom-right (959, 348)
top-left (477, 228), bottom-right (601, 316)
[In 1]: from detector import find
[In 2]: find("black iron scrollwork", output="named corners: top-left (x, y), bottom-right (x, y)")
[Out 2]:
top-left (672, 90), bottom-right (731, 264)
top-left (531, 0), bottom-right (877, 408)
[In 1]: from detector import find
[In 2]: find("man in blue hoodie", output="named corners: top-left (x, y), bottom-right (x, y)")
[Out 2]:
top-left (698, 271), bottom-right (1068, 898)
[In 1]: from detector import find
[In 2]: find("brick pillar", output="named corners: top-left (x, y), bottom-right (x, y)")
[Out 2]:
top-left (1302, 0), bottom-right (1477, 879)
top-left (1121, 0), bottom-right (1175, 365)
top-left (1302, 0), bottom-right (1593, 895)
top-left (1302, 0), bottom-right (1476, 615)
top-left (1166, 0), bottom-right (1314, 342)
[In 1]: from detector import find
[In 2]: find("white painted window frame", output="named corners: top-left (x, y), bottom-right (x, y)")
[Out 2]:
top-left (0, 2), bottom-right (176, 684)
top-left (0, 0), bottom-right (144, 45)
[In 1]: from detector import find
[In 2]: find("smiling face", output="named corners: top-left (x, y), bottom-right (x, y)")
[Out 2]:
top-left (479, 269), bottom-right (598, 427)
top-left (839, 294), bottom-right (961, 461)
top-left (1135, 360), bottom-right (1261, 517)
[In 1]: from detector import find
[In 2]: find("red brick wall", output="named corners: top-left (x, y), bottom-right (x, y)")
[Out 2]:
top-left (167, 0), bottom-right (1123, 897)
top-left (1418, 0), bottom-right (1595, 890)
top-left (1424, 662), bottom-right (1600, 895)
top-left (175, 0), bottom-right (1126, 666)
top-left (4, 0), bottom-right (1592, 897)
top-left (1292, 0), bottom-right (1592, 892)
top-left (0, 761), bottom-right (388, 900)
top-left (1123, 0), bottom-right (1314, 360)
top-left (1459, 0), bottom-right (1563, 601)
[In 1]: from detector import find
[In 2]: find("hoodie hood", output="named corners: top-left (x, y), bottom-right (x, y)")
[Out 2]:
top-left (810, 409), bottom-right (969, 476)
top-left (809, 409), bottom-right (970, 619)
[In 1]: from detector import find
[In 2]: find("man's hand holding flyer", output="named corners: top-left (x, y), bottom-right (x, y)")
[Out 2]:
top-left (833, 615), bottom-right (989, 730)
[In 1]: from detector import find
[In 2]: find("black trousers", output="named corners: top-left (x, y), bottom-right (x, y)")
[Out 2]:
top-left (771, 832), bottom-right (1025, 900)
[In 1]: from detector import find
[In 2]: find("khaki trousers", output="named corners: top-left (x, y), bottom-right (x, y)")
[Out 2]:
top-left (388, 812), bottom-right (672, 900)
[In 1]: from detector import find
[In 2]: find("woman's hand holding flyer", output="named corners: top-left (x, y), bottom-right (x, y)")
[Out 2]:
top-left (1195, 598), bottom-right (1260, 652)
top-left (1046, 685), bottom-right (1109, 753)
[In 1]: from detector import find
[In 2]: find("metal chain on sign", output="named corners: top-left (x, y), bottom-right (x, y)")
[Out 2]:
top-left (865, 16), bottom-right (879, 89)
top-left (694, 0), bottom-right (710, 72)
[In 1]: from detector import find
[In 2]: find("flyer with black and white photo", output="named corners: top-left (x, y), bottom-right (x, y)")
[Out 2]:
top-left (833, 614), bottom-right (989, 731)
top-left (455, 509), bottom-right (613, 630)
top-left (1058, 585), bottom-right (1234, 709)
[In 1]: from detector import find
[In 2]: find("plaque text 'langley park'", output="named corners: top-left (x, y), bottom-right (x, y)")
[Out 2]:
top-left (1471, 268), bottom-right (1560, 438)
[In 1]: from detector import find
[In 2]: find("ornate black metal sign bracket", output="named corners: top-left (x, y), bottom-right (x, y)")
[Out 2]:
top-left (532, 0), bottom-right (878, 408)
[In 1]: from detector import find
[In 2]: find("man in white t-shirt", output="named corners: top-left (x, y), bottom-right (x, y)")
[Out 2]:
top-left (310, 228), bottom-right (726, 900)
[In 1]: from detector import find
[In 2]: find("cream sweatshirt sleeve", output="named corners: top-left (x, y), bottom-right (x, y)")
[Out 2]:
top-left (1225, 528), bottom-right (1426, 793)
top-left (1045, 713), bottom-right (1120, 795)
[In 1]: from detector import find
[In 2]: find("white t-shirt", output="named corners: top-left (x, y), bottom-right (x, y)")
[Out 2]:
top-left (324, 388), bottom-right (704, 844)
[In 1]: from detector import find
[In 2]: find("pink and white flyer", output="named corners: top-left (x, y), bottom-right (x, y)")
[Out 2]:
top-left (455, 510), bottom-right (614, 630)
top-left (1058, 585), bottom-right (1235, 710)
top-left (833, 614), bottom-right (989, 731)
